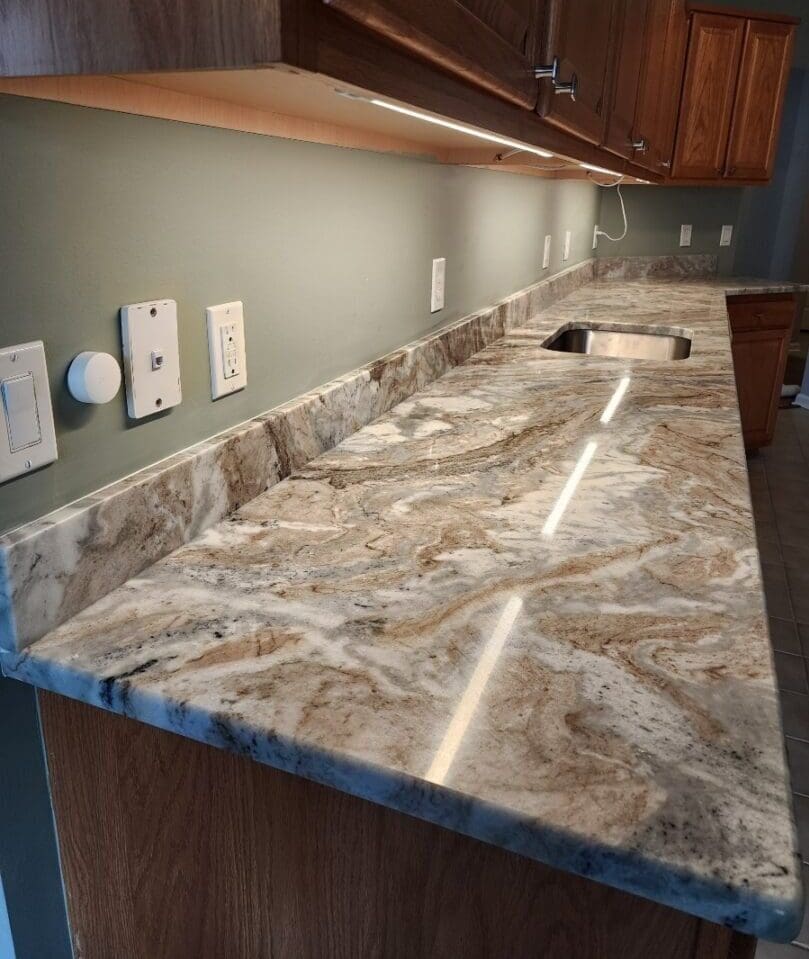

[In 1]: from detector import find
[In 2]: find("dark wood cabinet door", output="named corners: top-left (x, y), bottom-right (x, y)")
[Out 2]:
top-left (671, 12), bottom-right (744, 180)
top-left (323, 0), bottom-right (539, 108)
top-left (535, 0), bottom-right (618, 145)
top-left (603, 0), bottom-right (649, 161)
top-left (725, 19), bottom-right (795, 181)
top-left (631, 0), bottom-right (689, 174)
top-left (728, 294), bottom-right (795, 450)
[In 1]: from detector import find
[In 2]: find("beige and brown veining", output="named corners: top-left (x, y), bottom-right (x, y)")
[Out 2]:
top-left (2, 260), bottom-right (807, 941)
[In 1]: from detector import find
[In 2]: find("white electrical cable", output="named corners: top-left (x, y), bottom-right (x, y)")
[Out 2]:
top-left (594, 181), bottom-right (628, 243)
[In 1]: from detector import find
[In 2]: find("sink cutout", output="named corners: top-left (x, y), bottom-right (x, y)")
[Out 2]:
top-left (543, 322), bottom-right (692, 361)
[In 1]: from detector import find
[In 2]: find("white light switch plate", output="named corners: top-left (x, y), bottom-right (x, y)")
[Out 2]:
top-left (207, 301), bottom-right (247, 399)
top-left (563, 230), bottom-right (572, 262)
top-left (720, 224), bottom-right (733, 247)
top-left (543, 234), bottom-right (552, 269)
top-left (679, 224), bottom-right (693, 247)
top-left (120, 299), bottom-right (182, 419)
top-left (430, 258), bottom-right (446, 313)
top-left (0, 340), bottom-right (57, 484)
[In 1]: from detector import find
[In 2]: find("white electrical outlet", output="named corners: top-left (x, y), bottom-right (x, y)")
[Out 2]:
top-left (207, 301), bottom-right (247, 399)
top-left (592, 224), bottom-right (600, 250)
top-left (120, 299), bottom-right (182, 419)
top-left (720, 224), bottom-right (734, 247)
top-left (679, 224), bottom-right (693, 247)
top-left (563, 230), bottom-right (572, 262)
top-left (430, 257), bottom-right (446, 313)
top-left (543, 234), bottom-right (552, 269)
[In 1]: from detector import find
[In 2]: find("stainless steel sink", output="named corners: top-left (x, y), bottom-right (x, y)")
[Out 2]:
top-left (544, 323), bottom-right (692, 361)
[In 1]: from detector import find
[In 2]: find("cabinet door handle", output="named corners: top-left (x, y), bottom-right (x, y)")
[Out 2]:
top-left (659, 160), bottom-right (671, 168)
top-left (631, 137), bottom-right (648, 153)
top-left (533, 56), bottom-right (559, 81)
top-left (554, 73), bottom-right (577, 100)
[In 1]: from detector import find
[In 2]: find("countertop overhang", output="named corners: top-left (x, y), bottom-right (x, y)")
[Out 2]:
top-left (3, 274), bottom-right (806, 941)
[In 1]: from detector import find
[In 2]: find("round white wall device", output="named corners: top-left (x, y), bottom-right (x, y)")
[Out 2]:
top-left (67, 351), bottom-right (122, 405)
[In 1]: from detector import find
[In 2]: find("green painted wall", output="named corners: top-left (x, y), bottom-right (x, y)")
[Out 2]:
top-left (0, 93), bottom-right (600, 535)
top-left (595, 185), bottom-right (744, 274)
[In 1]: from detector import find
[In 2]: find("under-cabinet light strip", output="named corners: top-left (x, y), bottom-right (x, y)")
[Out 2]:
top-left (368, 98), bottom-right (555, 159)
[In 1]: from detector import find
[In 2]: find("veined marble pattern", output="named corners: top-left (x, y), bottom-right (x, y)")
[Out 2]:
top-left (595, 253), bottom-right (718, 280)
top-left (0, 258), bottom-right (598, 653)
top-left (3, 273), bottom-right (806, 940)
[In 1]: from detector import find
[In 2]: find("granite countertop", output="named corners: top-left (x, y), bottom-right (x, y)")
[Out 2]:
top-left (2, 275), bottom-right (805, 941)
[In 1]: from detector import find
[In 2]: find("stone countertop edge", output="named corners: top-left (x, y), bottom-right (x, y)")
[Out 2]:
top-left (2, 266), bottom-right (808, 944)
top-left (6, 655), bottom-right (801, 942)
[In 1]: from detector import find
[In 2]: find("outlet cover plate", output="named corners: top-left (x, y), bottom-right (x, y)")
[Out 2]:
top-left (430, 258), bottom-right (446, 313)
top-left (207, 301), bottom-right (247, 399)
top-left (679, 224), bottom-right (693, 247)
top-left (720, 224), bottom-right (733, 247)
top-left (120, 299), bottom-right (182, 419)
top-left (543, 234), bottom-right (552, 269)
top-left (563, 230), bottom-right (572, 261)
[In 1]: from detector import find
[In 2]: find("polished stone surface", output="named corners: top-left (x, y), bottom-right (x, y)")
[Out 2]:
top-left (0, 259), bottom-right (597, 653)
top-left (3, 271), bottom-right (806, 941)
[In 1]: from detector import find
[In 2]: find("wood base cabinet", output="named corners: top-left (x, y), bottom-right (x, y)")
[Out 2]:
top-left (728, 294), bottom-right (796, 450)
top-left (38, 692), bottom-right (758, 959)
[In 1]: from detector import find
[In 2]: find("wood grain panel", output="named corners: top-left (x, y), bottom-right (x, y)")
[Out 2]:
top-left (0, 0), bottom-right (287, 76)
top-left (728, 294), bottom-right (796, 449)
top-left (633, 0), bottom-right (689, 175)
top-left (39, 691), bottom-right (755, 959)
top-left (535, 0), bottom-right (617, 145)
top-left (322, 0), bottom-right (539, 108)
top-left (725, 19), bottom-right (795, 181)
top-left (603, 0), bottom-right (649, 161)
top-left (672, 12), bottom-right (745, 179)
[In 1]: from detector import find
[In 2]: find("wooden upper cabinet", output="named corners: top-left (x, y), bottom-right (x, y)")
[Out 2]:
top-left (725, 19), bottom-right (795, 181)
top-left (603, 0), bottom-right (649, 161)
top-left (672, 12), bottom-right (745, 179)
top-left (323, 0), bottom-right (540, 108)
top-left (535, 0), bottom-right (618, 145)
top-left (631, 0), bottom-right (689, 174)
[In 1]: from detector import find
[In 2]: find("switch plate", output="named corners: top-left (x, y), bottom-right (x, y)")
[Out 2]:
top-left (207, 301), bottom-right (247, 399)
top-left (563, 230), bottom-right (572, 262)
top-left (120, 299), bottom-right (182, 419)
top-left (720, 224), bottom-right (733, 247)
top-left (430, 258), bottom-right (446, 313)
top-left (679, 224), bottom-right (693, 247)
top-left (0, 341), bottom-right (57, 484)
top-left (543, 234), bottom-right (552, 269)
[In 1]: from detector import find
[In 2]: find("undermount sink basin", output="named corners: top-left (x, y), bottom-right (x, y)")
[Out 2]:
top-left (544, 323), bottom-right (692, 361)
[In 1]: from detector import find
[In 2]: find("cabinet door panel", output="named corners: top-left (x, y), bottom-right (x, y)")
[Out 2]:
top-left (324, 0), bottom-right (539, 108)
top-left (632, 0), bottom-right (688, 174)
top-left (459, 0), bottom-right (537, 54)
top-left (536, 0), bottom-right (617, 145)
top-left (728, 295), bottom-right (795, 450)
top-left (604, 0), bottom-right (648, 161)
top-left (725, 20), bottom-right (794, 181)
top-left (671, 12), bottom-right (744, 180)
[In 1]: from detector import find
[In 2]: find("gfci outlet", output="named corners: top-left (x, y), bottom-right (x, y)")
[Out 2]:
top-left (563, 230), bottom-right (572, 262)
top-left (430, 258), bottom-right (446, 313)
top-left (543, 235), bottom-right (552, 269)
top-left (207, 301), bottom-right (247, 399)
top-left (680, 224), bottom-right (693, 247)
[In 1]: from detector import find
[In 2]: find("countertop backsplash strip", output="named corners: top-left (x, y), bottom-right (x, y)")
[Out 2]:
top-left (0, 257), bottom-right (604, 653)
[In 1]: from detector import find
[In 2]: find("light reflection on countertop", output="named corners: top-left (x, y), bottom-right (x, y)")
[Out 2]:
top-left (2, 274), bottom-right (804, 942)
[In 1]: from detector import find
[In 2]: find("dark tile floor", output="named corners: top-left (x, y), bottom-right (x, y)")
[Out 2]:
top-left (750, 408), bottom-right (809, 958)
